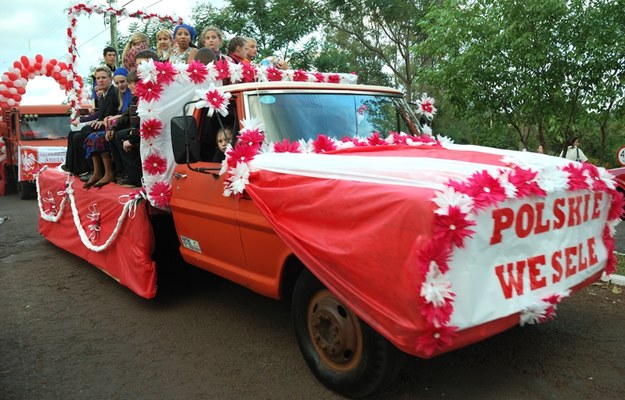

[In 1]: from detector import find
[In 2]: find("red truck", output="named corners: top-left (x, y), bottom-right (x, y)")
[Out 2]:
top-left (0, 104), bottom-right (69, 199)
top-left (36, 62), bottom-right (622, 398)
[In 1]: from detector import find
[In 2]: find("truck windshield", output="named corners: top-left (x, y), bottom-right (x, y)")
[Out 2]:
top-left (246, 92), bottom-right (420, 143)
top-left (20, 114), bottom-right (70, 140)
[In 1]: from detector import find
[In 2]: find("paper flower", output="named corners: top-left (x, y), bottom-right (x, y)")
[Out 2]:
top-left (507, 166), bottom-right (547, 198)
top-left (432, 186), bottom-right (474, 216)
top-left (224, 162), bottom-right (251, 196)
top-left (137, 58), bottom-right (157, 83)
top-left (266, 67), bottom-right (283, 82)
top-left (139, 118), bottom-right (163, 140)
top-left (195, 85), bottom-right (231, 117)
top-left (433, 206), bottom-right (476, 248)
top-left (148, 180), bottom-right (172, 209)
top-left (464, 170), bottom-right (507, 210)
top-left (367, 132), bottom-right (387, 146)
top-left (274, 138), bottom-right (302, 153)
top-left (415, 326), bottom-right (457, 357)
top-left (155, 60), bottom-right (177, 85)
top-left (238, 128), bottom-right (265, 148)
top-left (186, 60), bottom-right (208, 84)
top-left (312, 135), bottom-right (338, 153)
top-left (143, 153), bottom-right (168, 175)
top-left (134, 80), bottom-right (163, 102)
top-left (416, 93), bottom-right (437, 120)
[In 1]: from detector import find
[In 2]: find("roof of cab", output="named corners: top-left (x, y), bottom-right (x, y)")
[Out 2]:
top-left (220, 81), bottom-right (404, 96)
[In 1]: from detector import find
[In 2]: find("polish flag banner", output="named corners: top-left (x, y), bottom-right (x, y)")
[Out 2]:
top-left (226, 136), bottom-right (623, 358)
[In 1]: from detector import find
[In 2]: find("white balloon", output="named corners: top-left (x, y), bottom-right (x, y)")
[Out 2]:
top-left (53, 65), bottom-right (61, 73)
top-left (8, 87), bottom-right (17, 94)
top-left (7, 98), bottom-right (15, 106)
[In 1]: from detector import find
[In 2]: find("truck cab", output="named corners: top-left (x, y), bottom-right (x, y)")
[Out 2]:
top-left (170, 82), bottom-right (421, 298)
top-left (0, 104), bottom-right (70, 198)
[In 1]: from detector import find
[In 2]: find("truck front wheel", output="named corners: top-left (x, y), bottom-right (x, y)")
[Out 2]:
top-left (292, 269), bottom-right (405, 398)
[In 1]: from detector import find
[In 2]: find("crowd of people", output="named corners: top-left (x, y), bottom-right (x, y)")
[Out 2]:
top-left (61, 24), bottom-right (285, 190)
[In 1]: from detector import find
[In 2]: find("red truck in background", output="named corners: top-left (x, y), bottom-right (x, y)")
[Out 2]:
top-left (0, 104), bottom-right (70, 199)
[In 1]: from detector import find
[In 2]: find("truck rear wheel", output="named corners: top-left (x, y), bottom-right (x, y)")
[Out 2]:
top-left (18, 181), bottom-right (36, 200)
top-left (292, 269), bottom-right (405, 398)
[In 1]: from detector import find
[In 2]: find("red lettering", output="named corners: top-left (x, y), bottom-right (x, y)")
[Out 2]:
top-left (583, 193), bottom-right (590, 223)
top-left (534, 202), bottom-right (550, 234)
top-left (587, 237), bottom-right (598, 266)
top-left (565, 245), bottom-right (578, 277)
top-left (553, 198), bottom-right (566, 229)
top-left (551, 250), bottom-right (563, 283)
top-left (495, 261), bottom-right (526, 299)
top-left (515, 203), bottom-right (535, 239)
top-left (592, 192), bottom-right (603, 220)
top-left (567, 196), bottom-right (582, 227)
top-left (490, 208), bottom-right (514, 245)
top-left (578, 242), bottom-right (588, 272)
top-left (528, 255), bottom-right (547, 290)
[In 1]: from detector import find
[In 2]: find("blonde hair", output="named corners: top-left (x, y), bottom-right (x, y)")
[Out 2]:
top-left (155, 29), bottom-right (173, 60)
top-left (121, 33), bottom-right (150, 68)
top-left (199, 26), bottom-right (224, 48)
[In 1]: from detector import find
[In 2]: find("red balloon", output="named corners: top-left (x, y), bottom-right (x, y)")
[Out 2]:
top-left (12, 93), bottom-right (21, 101)
top-left (34, 62), bottom-right (42, 70)
top-left (20, 56), bottom-right (30, 68)
top-left (58, 62), bottom-right (67, 70)
top-left (49, 59), bottom-right (57, 66)
top-left (13, 61), bottom-right (22, 69)
top-left (52, 72), bottom-right (61, 80)
top-left (17, 87), bottom-right (26, 95)
top-left (45, 63), bottom-right (54, 71)
top-left (35, 54), bottom-right (43, 63)
top-left (20, 69), bottom-right (29, 79)
top-left (6, 73), bottom-right (18, 81)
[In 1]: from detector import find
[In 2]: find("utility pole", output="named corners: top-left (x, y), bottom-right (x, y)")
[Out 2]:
top-left (107, 0), bottom-right (119, 55)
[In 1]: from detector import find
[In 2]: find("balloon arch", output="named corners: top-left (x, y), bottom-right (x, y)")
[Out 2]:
top-left (0, 55), bottom-right (83, 109)
top-left (0, 2), bottom-right (183, 117)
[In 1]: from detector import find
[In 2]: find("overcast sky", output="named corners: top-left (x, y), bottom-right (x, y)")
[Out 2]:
top-left (0, 0), bottom-right (202, 104)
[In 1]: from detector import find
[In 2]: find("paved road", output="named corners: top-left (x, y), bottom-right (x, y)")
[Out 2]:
top-left (1, 194), bottom-right (624, 400)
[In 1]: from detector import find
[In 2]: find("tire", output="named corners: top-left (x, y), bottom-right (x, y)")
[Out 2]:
top-left (18, 181), bottom-right (36, 200)
top-left (292, 269), bottom-right (405, 399)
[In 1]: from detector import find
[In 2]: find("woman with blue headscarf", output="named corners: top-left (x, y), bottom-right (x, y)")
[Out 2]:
top-left (169, 24), bottom-right (198, 64)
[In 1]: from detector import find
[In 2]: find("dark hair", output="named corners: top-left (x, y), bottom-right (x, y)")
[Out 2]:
top-left (103, 46), bottom-right (117, 56)
top-left (126, 70), bottom-right (138, 84)
top-left (194, 48), bottom-right (217, 65)
top-left (134, 49), bottom-right (159, 61)
top-left (227, 36), bottom-right (248, 54)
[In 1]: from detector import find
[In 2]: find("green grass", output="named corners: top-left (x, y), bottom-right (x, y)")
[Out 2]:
top-left (614, 252), bottom-right (625, 276)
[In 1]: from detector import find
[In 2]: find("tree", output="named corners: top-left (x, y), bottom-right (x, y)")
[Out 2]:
top-left (420, 0), bottom-right (625, 159)
top-left (299, 0), bottom-right (434, 101)
top-left (192, 0), bottom-right (318, 60)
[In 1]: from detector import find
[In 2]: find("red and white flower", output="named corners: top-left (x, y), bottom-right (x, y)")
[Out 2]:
top-left (195, 85), bottom-right (231, 117)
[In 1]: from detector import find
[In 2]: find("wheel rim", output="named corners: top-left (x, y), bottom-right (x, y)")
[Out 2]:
top-left (307, 289), bottom-right (363, 372)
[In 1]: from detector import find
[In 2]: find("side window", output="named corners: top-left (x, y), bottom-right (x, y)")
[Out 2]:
top-left (198, 102), bottom-right (237, 163)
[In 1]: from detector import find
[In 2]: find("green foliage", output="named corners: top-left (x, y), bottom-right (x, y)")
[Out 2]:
top-left (192, 0), bottom-right (317, 59)
top-left (419, 0), bottom-right (625, 160)
top-left (301, 0), bottom-right (431, 101)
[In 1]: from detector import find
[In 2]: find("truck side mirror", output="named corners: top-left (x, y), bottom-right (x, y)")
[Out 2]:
top-left (170, 116), bottom-right (200, 164)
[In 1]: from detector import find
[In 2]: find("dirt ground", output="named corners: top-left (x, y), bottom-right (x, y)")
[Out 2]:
top-left (1, 194), bottom-right (624, 400)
